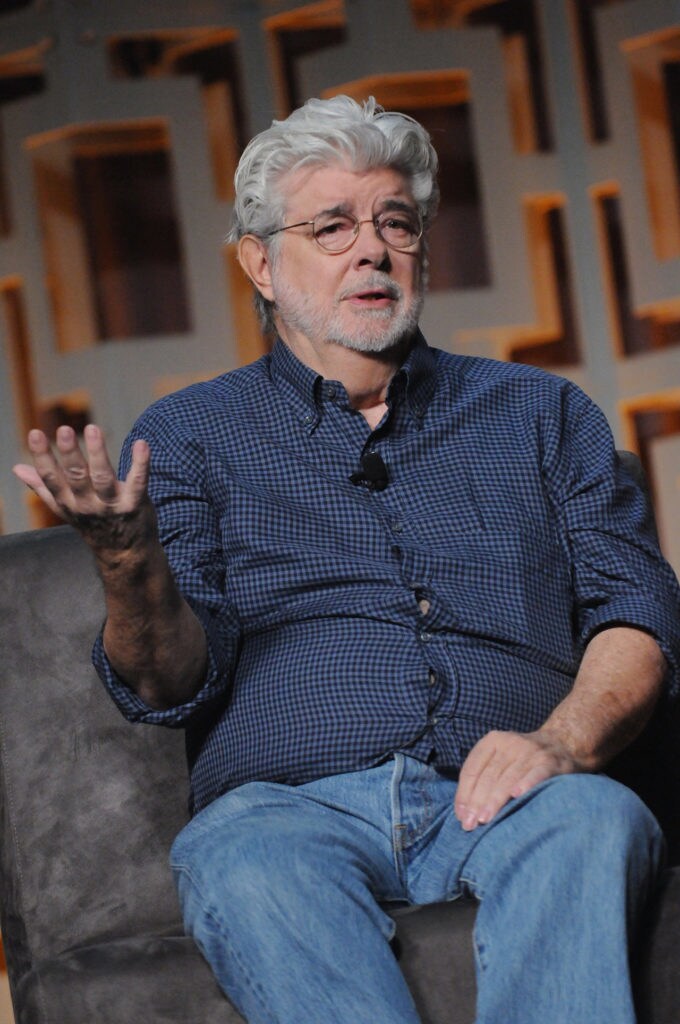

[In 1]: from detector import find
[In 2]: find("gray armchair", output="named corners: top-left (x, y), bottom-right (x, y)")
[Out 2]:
top-left (0, 521), bottom-right (678, 1023)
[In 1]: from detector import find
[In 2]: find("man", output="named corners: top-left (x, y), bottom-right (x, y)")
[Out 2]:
top-left (14, 96), bottom-right (680, 1023)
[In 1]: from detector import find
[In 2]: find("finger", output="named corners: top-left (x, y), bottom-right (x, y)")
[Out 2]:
top-left (472, 774), bottom-right (519, 827)
top-left (509, 769), bottom-right (547, 801)
top-left (455, 738), bottom-right (499, 828)
top-left (456, 731), bottom-right (542, 829)
top-left (12, 462), bottom-right (63, 517)
top-left (122, 438), bottom-right (151, 506)
top-left (456, 733), bottom-right (497, 795)
top-left (81, 424), bottom-right (121, 504)
top-left (508, 755), bottom-right (572, 800)
top-left (13, 463), bottom-right (44, 490)
top-left (462, 741), bottom-right (577, 830)
top-left (460, 764), bottom-right (524, 831)
top-left (25, 429), bottom-right (71, 504)
top-left (55, 425), bottom-right (93, 497)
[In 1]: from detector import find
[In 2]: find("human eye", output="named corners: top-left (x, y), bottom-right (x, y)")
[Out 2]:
top-left (379, 211), bottom-right (419, 238)
top-left (314, 213), bottom-right (354, 238)
top-left (313, 212), bottom-right (356, 250)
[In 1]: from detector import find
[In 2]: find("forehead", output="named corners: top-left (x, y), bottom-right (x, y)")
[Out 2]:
top-left (280, 163), bottom-right (413, 216)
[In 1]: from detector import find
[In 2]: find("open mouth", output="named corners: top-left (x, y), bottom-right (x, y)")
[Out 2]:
top-left (341, 273), bottom-right (401, 308)
top-left (349, 289), bottom-right (394, 306)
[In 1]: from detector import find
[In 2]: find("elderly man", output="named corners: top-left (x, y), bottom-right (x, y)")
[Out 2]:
top-left (14, 96), bottom-right (680, 1024)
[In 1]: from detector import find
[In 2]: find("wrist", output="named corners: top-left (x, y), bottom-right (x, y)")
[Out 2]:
top-left (79, 504), bottom-right (159, 566)
top-left (530, 723), bottom-right (597, 773)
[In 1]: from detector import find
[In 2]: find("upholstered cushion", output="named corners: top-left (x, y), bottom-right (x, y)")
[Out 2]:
top-left (0, 529), bottom-right (188, 962)
top-left (10, 903), bottom-right (479, 1024)
top-left (14, 937), bottom-right (238, 1024)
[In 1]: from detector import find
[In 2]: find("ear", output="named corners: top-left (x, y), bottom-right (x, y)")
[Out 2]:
top-left (237, 235), bottom-right (275, 302)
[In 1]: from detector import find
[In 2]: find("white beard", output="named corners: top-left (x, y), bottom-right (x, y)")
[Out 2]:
top-left (271, 269), bottom-right (424, 354)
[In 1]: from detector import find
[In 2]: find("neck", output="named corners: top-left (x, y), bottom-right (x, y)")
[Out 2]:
top-left (277, 327), bottom-right (413, 424)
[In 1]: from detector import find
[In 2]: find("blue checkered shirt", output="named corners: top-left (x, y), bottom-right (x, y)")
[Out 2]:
top-left (94, 334), bottom-right (680, 815)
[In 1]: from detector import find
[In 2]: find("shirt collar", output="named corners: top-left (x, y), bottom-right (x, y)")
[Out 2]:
top-left (387, 331), bottom-right (437, 422)
top-left (269, 337), bottom-right (322, 428)
top-left (269, 331), bottom-right (437, 428)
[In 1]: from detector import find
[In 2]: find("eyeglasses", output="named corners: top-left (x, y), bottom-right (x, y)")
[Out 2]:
top-left (265, 208), bottom-right (423, 253)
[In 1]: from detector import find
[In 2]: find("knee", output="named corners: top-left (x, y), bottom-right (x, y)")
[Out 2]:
top-left (174, 810), bottom-right (288, 890)
top-left (172, 801), bottom-right (345, 932)
top-left (171, 782), bottom-right (297, 884)
top-left (542, 772), bottom-right (651, 821)
top-left (534, 773), bottom-right (664, 861)
top-left (170, 786), bottom-right (302, 932)
top-left (172, 820), bottom-right (283, 947)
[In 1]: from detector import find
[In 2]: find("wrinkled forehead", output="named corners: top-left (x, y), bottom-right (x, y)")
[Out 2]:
top-left (275, 160), bottom-right (415, 220)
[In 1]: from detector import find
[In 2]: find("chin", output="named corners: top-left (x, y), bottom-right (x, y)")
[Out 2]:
top-left (329, 332), bottom-right (409, 354)
top-left (328, 303), bottom-right (423, 354)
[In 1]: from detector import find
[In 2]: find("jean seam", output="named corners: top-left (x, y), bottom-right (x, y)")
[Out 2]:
top-left (391, 757), bottom-right (435, 852)
top-left (174, 863), bottom-right (282, 1023)
top-left (459, 872), bottom-right (483, 897)
top-left (473, 918), bottom-right (489, 975)
top-left (390, 753), bottom-right (406, 885)
top-left (407, 771), bottom-right (434, 846)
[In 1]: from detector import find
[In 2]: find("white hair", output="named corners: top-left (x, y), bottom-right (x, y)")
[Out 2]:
top-left (230, 95), bottom-right (439, 331)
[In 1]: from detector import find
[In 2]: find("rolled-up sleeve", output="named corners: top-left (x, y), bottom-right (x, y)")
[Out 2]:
top-left (91, 402), bottom-right (241, 726)
top-left (544, 386), bottom-right (680, 694)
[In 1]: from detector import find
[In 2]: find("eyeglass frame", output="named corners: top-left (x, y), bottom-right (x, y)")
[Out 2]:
top-left (264, 206), bottom-right (424, 254)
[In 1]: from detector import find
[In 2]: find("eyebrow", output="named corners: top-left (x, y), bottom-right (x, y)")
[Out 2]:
top-left (315, 198), bottom-right (418, 218)
top-left (375, 199), bottom-right (418, 215)
top-left (316, 203), bottom-right (352, 218)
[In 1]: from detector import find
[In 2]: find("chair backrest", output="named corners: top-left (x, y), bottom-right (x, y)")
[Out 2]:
top-left (0, 526), bottom-right (190, 997)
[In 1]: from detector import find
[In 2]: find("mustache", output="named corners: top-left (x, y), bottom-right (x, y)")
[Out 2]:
top-left (338, 273), bottom-right (402, 302)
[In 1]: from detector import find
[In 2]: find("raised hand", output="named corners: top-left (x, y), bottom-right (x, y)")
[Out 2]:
top-left (14, 422), bottom-right (207, 704)
top-left (13, 424), bottom-right (154, 552)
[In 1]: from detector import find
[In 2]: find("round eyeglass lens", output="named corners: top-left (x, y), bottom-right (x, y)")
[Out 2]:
top-left (312, 213), bottom-right (358, 251)
top-left (376, 211), bottom-right (422, 248)
top-left (312, 210), bottom-right (422, 251)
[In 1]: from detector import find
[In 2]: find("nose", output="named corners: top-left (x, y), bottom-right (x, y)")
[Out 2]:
top-left (352, 219), bottom-right (391, 270)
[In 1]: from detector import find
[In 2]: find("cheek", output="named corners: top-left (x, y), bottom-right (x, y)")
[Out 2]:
top-left (405, 261), bottom-right (423, 298)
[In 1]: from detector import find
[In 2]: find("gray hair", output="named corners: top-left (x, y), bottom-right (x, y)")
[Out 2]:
top-left (230, 95), bottom-right (439, 332)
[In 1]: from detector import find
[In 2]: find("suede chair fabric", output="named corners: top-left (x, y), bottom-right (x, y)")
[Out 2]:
top-left (0, 522), bottom-right (678, 1024)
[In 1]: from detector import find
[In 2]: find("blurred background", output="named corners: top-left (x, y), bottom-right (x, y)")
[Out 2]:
top-left (1, 1), bottom-right (680, 1017)
top-left (1, 0), bottom-right (679, 567)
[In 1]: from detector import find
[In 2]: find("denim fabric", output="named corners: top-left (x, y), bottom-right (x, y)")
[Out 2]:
top-left (171, 757), bottom-right (664, 1023)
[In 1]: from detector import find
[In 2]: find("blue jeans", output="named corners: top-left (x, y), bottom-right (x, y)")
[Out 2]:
top-left (171, 755), bottom-right (664, 1023)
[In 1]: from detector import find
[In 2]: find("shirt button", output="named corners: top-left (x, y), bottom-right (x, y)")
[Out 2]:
top-left (419, 630), bottom-right (432, 643)
top-left (391, 521), bottom-right (404, 534)
top-left (302, 413), bottom-right (314, 426)
top-left (327, 386), bottom-right (337, 399)
top-left (428, 669), bottom-right (436, 686)
top-left (430, 716), bottom-right (439, 726)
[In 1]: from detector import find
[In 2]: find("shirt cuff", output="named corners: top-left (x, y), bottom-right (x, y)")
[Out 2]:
top-left (91, 604), bottom-right (235, 726)
top-left (579, 597), bottom-right (680, 698)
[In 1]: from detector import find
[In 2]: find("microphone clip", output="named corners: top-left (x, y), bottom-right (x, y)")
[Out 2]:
top-left (349, 451), bottom-right (389, 492)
